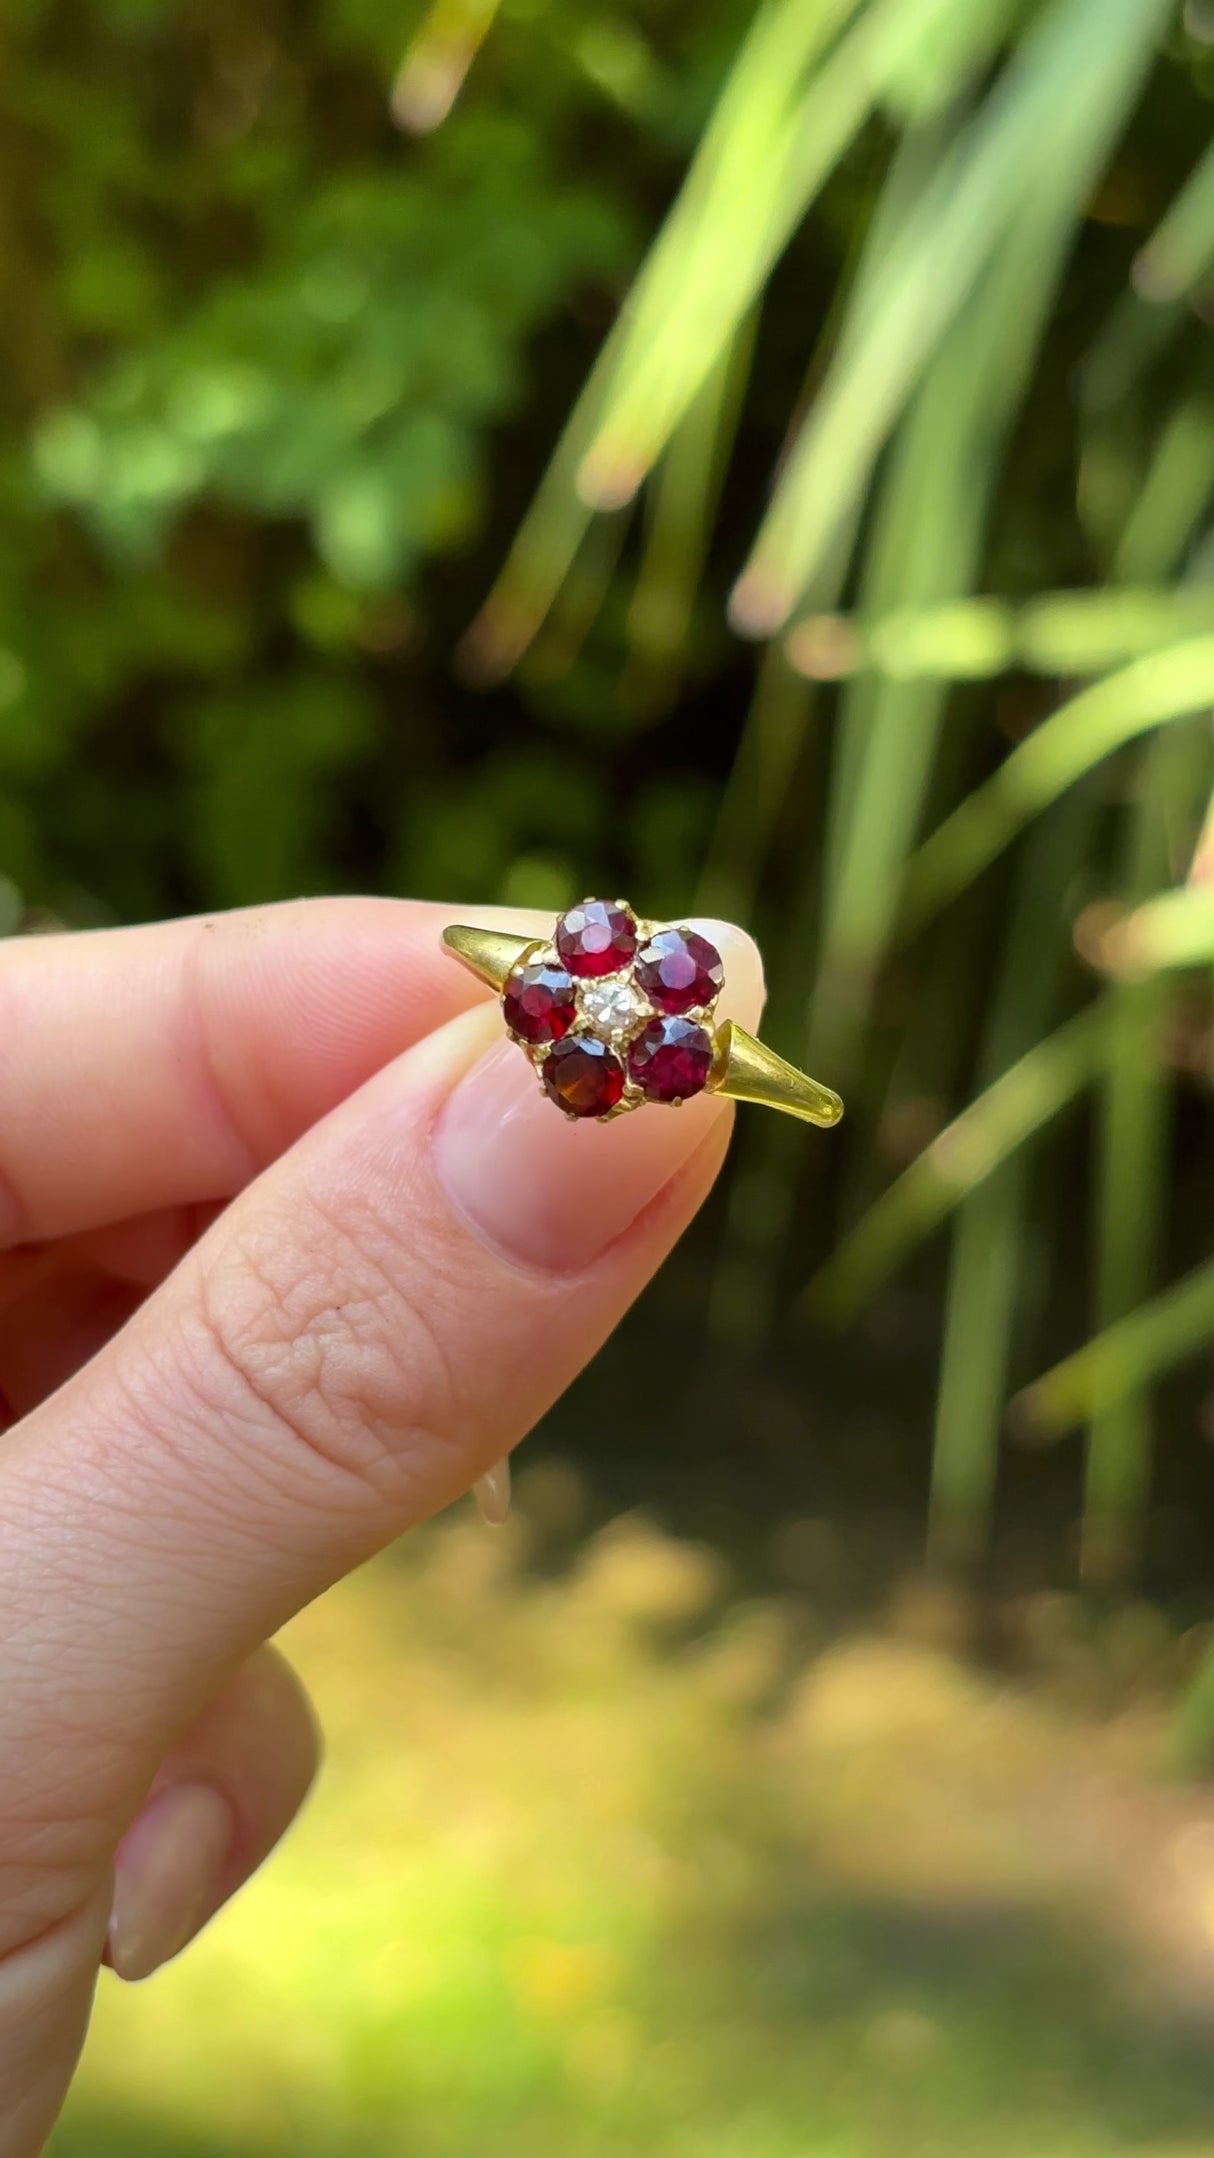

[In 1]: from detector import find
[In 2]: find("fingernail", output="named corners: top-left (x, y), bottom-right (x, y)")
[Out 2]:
top-left (435, 920), bottom-right (764, 1272)
top-left (107, 1782), bottom-right (234, 1983)
top-left (474, 1457), bottom-right (511, 1524)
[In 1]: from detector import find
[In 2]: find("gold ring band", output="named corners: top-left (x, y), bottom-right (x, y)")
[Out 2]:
top-left (441, 904), bottom-right (843, 1131)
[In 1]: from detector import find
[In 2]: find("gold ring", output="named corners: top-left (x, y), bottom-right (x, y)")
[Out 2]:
top-left (442, 899), bottom-right (843, 1129)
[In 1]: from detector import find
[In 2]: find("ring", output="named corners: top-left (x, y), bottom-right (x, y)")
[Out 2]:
top-left (442, 899), bottom-right (843, 1129)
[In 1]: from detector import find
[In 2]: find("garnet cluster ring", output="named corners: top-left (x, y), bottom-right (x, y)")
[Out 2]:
top-left (442, 898), bottom-right (843, 1129)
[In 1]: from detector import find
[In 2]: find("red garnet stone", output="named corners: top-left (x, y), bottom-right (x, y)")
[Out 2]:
top-left (635, 927), bottom-right (724, 1015)
top-left (555, 899), bottom-right (638, 978)
top-left (628, 1015), bottom-right (713, 1103)
top-left (503, 960), bottom-right (577, 1045)
top-left (542, 1034), bottom-right (626, 1118)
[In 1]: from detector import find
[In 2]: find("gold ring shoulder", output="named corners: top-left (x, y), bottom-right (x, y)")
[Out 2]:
top-left (441, 924), bottom-right (534, 991)
top-left (440, 924), bottom-right (843, 1129)
top-left (707, 1019), bottom-right (843, 1129)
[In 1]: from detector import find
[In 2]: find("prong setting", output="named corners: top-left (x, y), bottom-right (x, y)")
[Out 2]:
top-left (499, 900), bottom-right (722, 1120)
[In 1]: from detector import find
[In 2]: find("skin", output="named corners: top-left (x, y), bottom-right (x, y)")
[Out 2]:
top-left (0, 896), bottom-right (763, 2156)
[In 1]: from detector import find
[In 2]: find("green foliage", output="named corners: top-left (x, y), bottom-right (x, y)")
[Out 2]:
top-left (34, 128), bottom-right (624, 581)
top-left (0, 0), bottom-right (689, 916)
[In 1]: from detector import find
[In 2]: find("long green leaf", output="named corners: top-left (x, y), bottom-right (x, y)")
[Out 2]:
top-left (696, 644), bottom-right (815, 923)
top-left (810, 154), bottom-right (1107, 1072)
top-left (731, 0), bottom-right (1172, 635)
top-left (1106, 881), bottom-right (1214, 973)
top-left (1133, 134), bottom-right (1214, 303)
top-left (1114, 400), bottom-right (1214, 584)
top-left (1081, 288), bottom-right (1189, 417)
top-left (460, 0), bottom-right (859, 675)
top-left (579, 0), bottom-right (981, 508)
top-left (391, 0), bottom-right (501, 132)
top-left (1014, 1254), bottom-right (1214, 1437)
top-left (805, 1006), bottom-right (1103, 1322)
top-left (1084, 743), bottom-right (1184, 1582)
top-left (1084, 448), bottom-right (1214, 1581)
top-left (930, 797), bottom-right (1096, 1564)
top-left (1164, 1642), bottom-right (1214, 1780)
top-left (622, 321), bottom-right (753, 712)
top-left (930, 1172), bottom-right (1024, 1565)
top-left (695, 111), bottom-right (944, 927)
top-left (789, 588), bottom-right (1214, 681)
top-left (901, 636), bottom-right (1214, 934)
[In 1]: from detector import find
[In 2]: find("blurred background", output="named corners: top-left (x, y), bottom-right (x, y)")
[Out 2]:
top-left (5, 0), bottom-right (1213, 2149)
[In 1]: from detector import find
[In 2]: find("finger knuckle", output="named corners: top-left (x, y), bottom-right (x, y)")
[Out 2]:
top-left (189, 1186), bottom-right (457, 1505)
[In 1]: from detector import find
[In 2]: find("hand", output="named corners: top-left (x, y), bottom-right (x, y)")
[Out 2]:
top-left (0, 896), bottom-right (761, 2156)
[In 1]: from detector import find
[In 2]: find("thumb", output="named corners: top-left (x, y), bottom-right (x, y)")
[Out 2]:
top-left (104, 1645), bottom-right (320, 1984)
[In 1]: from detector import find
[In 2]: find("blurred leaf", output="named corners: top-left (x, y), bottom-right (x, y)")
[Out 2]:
top-left (1113, 400), bottom-right (1214, 584)
top-left (1019, 590), bottom-right (1214, 674)
top-left (579, 0), bottom-right (967, 511)
top-left (1106, 881), bottom-right (1214, 973)
top-left (1133, 132), bottom-right (1214, 302)
top-left (621, 317), bottom-right (753, 714)
top-left (809, 141), bottom-right (1100, 1071)
top-left (463, 0), bottom-right (865, 674)
top-left (732, 0), bottom-right (1172, 634)
top-left (930, 793), bottom-right (1096, 1564)
top-left (807, 1007), bottom-right (1104, 1323)
top-left (1015, 1253), bottom-right (1214, 1438)
top-left (904, 638), bottom-right (1214, 934)
top-left (696, 644), bottom-right (815, 924)
top-left (392, 0), bottom-right (502, 134)
top-left (789, 589), bottom-right (1214, 682)
top-left (1083, 735), bottom-right (1205, 1583)
top-left (1080, 287), bottom-right (1191, 418)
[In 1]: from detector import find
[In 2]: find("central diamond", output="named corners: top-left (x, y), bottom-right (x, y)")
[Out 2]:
top-left (578, 977), bottom-right (650, 1041)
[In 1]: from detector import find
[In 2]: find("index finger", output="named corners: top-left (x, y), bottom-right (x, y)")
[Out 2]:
top-left (0, 897), bottom-right (548, 1247)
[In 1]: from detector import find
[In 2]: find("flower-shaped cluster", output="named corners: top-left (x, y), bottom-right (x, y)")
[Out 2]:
top-left (502, 898), bottom-right (726, 1120)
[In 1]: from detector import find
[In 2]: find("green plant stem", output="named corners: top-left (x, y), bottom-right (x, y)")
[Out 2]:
top-left (1015, 1254), bottom-right (1214, 1437)
top-left (902, 636), bottom-right (1214, 934)
top-left (929, 796), bottom-right (1096, 1566)
top-left (805, 1006), bottom-right (1104, 1323)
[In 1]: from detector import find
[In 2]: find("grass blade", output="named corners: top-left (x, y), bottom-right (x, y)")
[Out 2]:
top-left (1014, 1254), bottom-right (1214, 1438)
top-left (695, 643), bottom-right (815, 923)
top-left (1113, 399), bottom-right (1214, 584)
top-left (579, 0), bottom-right (977, 510)
top-left (1133, 134), bottom-right (1214, 303)
top-left (1084, 741), bottom-right (1191, 1583)
top-left (460, 0), bottom-right (859, 673)
top-left (391, 0), bottom-right (501, 132)
top-left (808, 150), bottom-right (1105, 1072)
top-left (1084, 412), bottom-right (1214, 1579)
top-left (930, 1172), bottom-right (1024, 1566)
top-left (1080, 288), bottom-right (1191, 417)
top-left (789, 588), bottom-right (1214, 681)
top-left (1163, 1642), bottom-right (1214, 1779)
top-left (1019, 591), bottom-right (1214, 673)
top-left (693, 112), bottom-right (948, 931)
top-left (805, 1006), bottom-right (1104, 1322)
top-left (930, 796), bottom-right (1097, 1564)
top-left (901, 636), bottom-right (1214, 935)
top-left (1105, 880), bottom-right (1214, 973)
top-left (731, 0), bottom-right (1172, 636)
top-left (621, 320), bottom-right (753, 714)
